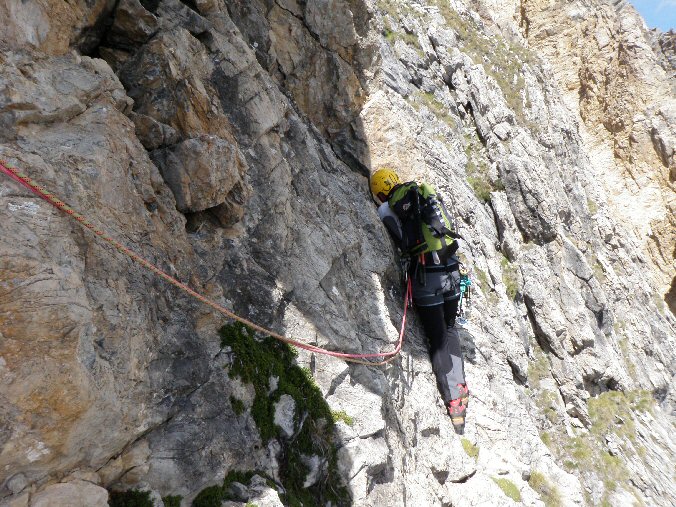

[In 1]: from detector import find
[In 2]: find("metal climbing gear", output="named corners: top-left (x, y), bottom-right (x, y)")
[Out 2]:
top-left (456, 265), bottom-right (472, 325)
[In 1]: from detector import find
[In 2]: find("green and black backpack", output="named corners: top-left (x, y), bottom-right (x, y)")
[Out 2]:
top-left (388, 182), bottom-right (458, 257)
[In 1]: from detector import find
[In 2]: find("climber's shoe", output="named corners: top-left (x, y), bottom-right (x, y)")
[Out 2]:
top-left (457, 383), bottom-right (470, 409)
top-left (448, 398), bottom-right (466, 435)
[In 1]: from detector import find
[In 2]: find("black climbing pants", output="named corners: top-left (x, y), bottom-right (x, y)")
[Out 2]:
top-left (416, 298), bottom-right (466, 403)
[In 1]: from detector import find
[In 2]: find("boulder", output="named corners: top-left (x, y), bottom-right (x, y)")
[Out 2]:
top-left (150, 134), bottom-right (249, 216)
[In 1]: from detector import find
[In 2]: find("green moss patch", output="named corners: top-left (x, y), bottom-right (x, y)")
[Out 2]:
top-left (461, 438), bottom-right (479, 459)
top-left (193, 471), bottom-right (267, 507)
top-left (230, 395), bottom-right (245, 416)
top-left (474, 266), bottom-right (491, 293)
top-left (566, 436), bottom-right (593, 464)
top-left (492, 477), bottom-right (521, 502)
top-left (540, 389), bottom-right (655, 505)
top-left (527, 346), bottom-right (550, 389)
top-left (500, 256), bottom-right (519, 300)
top-left (377, 0), bottom-right (402, 19)
top-left (378, 0), bottom-right (425, 55)
top-left (214, 322), bottom-right (350, 507)
top-left (463, 133), bottom-right (503, 204)
top-left (379, 0), bottom-right (540, 132)
top-left (536, 389), bottom-right (559, 424)
top-left (192, 484), bottom-right (227, 507)
top-left (467, 174), bottom-right (492, 202)
top-left (384, 27), bottom-right (423, 54)
top-left (589, 390), bottom-right (654, 442)
top-left (432, 1), bottom-right (538, 128)
top-left (466, 157), bottom-right (500, 203)
top-left (540, 430), bottom-right (553, 449)
top-left (529, 471), bottom-right (562, 507)
top-left (108, 490), bottom-right (153, 507)
top-left (331, 410), bottom-right (354, 426)
top-left (591, 256), bottom-right (606, 283)
top-left (618, 336), bottom-right (637, 378)
top-left (529, 359), bottom-right (654, 505)
top-left (410, 91), bottom-right (456, 127)
top-left (162, 496), bottom-right (182, 507)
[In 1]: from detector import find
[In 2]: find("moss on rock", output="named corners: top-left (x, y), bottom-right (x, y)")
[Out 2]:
top-left (492, 477), bottom-right (521, 502)
top-left (500, 255), bottom-right (520, 300)
top-left (527, 346), bottom-right (550, 389)
top-left (529, 471), bottom-right (562, 507)
top-left (215, 322), bottom-right (351, 506)
top-left (331, 410), bottom-right (354, 426)
top-left (108, 490), bottom-right (153, 507)
top-left (162, 496), bottom-right (182, 507)
top-left (230, 395), bottom-right (245, 416)
top-left (461, 438), bottom-right (479, 459)
top-left (539, 389), bottom-right (655, 505)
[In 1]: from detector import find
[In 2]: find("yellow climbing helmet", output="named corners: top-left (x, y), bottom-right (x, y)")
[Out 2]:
top-left (370, 167), bottom-right (402, 201)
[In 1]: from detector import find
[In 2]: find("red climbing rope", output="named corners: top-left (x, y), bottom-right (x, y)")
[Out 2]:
top-left (0, 161), bottom-right (411, 366)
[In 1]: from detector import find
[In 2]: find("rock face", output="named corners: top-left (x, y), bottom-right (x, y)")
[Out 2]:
top-left (654, 29), bottom-right (676, 80)
top-left (518, 0), bottom-right (676, 311)
top-left (0, 1), bottom-right (674, 507)
top-left (0, 0), bottom-right (118, 55)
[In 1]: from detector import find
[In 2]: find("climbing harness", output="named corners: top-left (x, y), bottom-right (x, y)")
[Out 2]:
top-left (0, 161), bottom-right (412, 366)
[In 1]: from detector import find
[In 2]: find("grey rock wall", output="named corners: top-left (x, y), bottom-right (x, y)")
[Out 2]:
top-left (0, 0), bottom-right (674, 506)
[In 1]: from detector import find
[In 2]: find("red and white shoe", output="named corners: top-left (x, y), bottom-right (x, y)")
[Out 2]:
top-left (448, 398), bottom-right (466, 435)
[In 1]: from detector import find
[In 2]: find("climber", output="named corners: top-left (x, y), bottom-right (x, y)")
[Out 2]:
top-left (370, 167), bottom-right (470, 434)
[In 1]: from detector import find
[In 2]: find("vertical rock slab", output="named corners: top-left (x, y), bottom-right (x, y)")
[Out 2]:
top-left (0, 49), bottom-right (217, 494)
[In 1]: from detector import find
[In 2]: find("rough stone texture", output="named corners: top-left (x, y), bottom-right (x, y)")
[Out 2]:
top-left (272, 395), bottom-right (296, 439)
top-left (129, 112), bottom-right (179, 151)
top-left (0, 49), bottom-right (222, 501)
top-left (0, 1), bottom-right (674, 507)
top-left (30, 481), bottom-right (108, 507)
top-left (517, 0), bottom-right (676, 311)
top-left (106, 0), bottom-right (159, 50)
top-left (150, 134), bottom-right (249, 216)
top-left (654, 29), bottom-right (676, 81)
top-left (225, 0), bottom-right (375, 171)
top-left (222, 475), bottom-right (284, 507)
top-left (0, 0), bottom-right (117, 55)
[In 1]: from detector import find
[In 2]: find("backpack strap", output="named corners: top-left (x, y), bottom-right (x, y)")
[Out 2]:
top-left (388, 181), bottom-right (460, 257)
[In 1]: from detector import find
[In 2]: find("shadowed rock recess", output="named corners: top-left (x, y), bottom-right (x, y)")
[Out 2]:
top-left (0, 0), bottom-right (674, 506)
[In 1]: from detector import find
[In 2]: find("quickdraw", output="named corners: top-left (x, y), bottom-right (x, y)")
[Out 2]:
top-left (457, 265), bottom-right (472, 323)
top-left (0, 161), bottom-right (411, 366)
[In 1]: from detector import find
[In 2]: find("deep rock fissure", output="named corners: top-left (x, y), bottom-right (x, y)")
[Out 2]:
top-left (449, 469), bottom-right (477, 484)
top-left (75, 0), bottom-right (121, 56)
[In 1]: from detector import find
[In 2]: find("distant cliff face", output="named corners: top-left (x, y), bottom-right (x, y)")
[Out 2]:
top-left (518, 0), bottom-right (675, 312)
top-left (653, 28), bottom-right (676, 80)
top-left (0, 1), bottom-right (674, 507)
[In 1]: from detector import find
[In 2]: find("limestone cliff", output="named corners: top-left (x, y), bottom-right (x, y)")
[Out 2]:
top-left (0, 1), bottom-right (674, 506)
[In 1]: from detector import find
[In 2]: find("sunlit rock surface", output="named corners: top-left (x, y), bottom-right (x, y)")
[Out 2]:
top-left (0, 1), bottom-right (674, 506)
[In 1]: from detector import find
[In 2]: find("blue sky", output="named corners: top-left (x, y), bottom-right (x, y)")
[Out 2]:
top-left (628, 1), bottom-right (676, 31)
